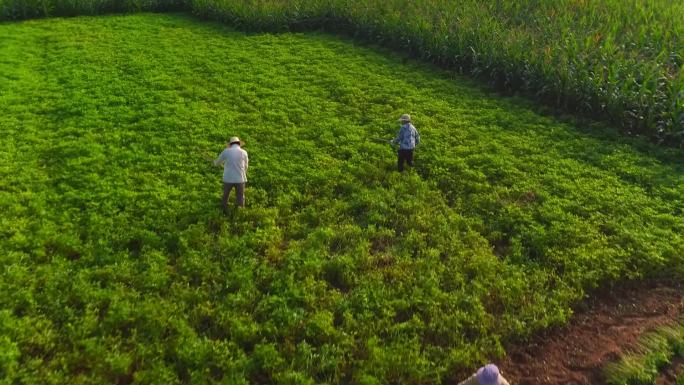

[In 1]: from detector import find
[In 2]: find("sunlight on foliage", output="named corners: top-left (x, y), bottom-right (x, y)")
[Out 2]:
top-left (0, 13), bottom-right (683, 384)
top-left (187, 0), bottom-right (684, 144)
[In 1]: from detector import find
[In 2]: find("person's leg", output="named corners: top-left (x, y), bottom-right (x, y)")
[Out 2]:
top-left (236, 183), bottom-right (245, 207)
top-left (406, 149), bottom-right (414, 167)
top-left (397, 149), bottom-right (406, 172)
top-left (222, 182), bottom-right (231, 210)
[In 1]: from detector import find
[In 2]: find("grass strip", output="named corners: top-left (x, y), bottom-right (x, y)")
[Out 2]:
top-left (605, 319), bottom-right (684, 385)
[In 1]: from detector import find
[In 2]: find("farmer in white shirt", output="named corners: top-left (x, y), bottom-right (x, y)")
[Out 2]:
top-left (457, 364), bottom-right (510, 385)
top-left (214, 136), bottom-right (249, 209)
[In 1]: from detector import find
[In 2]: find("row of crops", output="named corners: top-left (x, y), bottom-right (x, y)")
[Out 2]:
top-left (1, 0), bottom-right (683, 145)
top-left (0, 0), bottom-right (185, 17)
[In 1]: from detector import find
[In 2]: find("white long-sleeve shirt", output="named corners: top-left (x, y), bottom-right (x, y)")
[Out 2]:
top-left (214, 144), bottom-right (249, 183)
top-left (457, 373), bottom-right (510, 385)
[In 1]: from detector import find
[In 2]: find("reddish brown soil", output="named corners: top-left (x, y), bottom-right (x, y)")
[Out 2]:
top-left (656, 357), bottom-right (684, 385)
top-left (496, 280), bottom-right (684, 385)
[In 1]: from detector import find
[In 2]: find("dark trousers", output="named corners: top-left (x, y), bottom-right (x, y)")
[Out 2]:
top-left (223, 182), bottom-right (245, 208)
top-left (397, 149), bottom-right (414, 172)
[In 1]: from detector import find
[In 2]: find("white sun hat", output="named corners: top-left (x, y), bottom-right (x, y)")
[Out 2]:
top-left (229, 136), bottom-right (242, 145)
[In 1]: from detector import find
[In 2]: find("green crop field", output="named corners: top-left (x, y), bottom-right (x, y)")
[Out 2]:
top-left (189, 0), bottom-right (684, 145)
top-left (0, 13), bottom-right (683, 385)
top-left (3, 0), bottom-right (683, 145)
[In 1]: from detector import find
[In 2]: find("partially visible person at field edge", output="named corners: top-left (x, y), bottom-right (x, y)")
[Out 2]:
top-left (213, 136), bottom-right (249, 210)
top-left (391, 113), bottom-right (420, 172)
top-left (457, 364), bottom-right (510, 385)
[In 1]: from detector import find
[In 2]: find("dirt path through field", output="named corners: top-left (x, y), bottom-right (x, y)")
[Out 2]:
top-left (497, 280), bottom-right (684, 385)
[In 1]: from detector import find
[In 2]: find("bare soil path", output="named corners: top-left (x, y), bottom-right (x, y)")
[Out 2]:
top-left (497, 280), bottom-right (684, 385)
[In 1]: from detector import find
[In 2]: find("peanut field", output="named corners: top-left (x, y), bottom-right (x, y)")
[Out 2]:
top-left (0, 12), bottom-right (683, 385)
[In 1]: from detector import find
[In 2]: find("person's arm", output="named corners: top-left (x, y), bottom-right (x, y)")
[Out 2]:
top-left (414, 126), bottom-right (420, 146)
top-left (499, 374), bottom-right (511, 385)
top-left (213, 150), bottom-right (227, 166)
top-left (392, 126), bottom-right (404, 145)
top-left (456, 373), bottom-right (479, 385)
top-left (244, 151), bottom-right (249, 171)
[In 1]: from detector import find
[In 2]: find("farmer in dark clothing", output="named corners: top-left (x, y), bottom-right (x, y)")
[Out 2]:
top-left (392, 114), bottom-right (420, 172)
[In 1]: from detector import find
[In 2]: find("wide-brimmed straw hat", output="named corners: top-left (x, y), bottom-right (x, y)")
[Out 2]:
top-left (476, 364), bottom-right (501, 385)
top-left (398, 114), bottom-right (411, 122)
top-left (229, 136), bottom-right (242, 145)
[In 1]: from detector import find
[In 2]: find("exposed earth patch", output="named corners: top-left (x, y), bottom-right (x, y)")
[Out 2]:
top-left (498, 281), bottom-right (684, 385)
